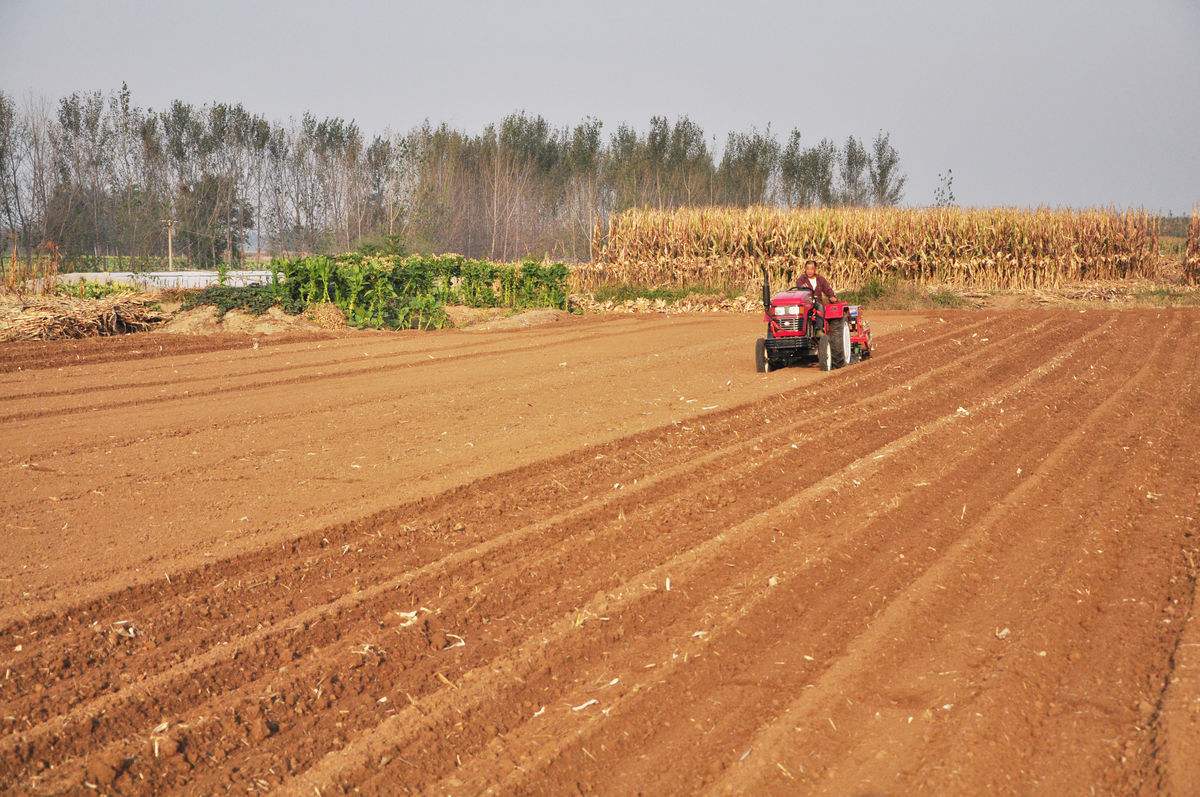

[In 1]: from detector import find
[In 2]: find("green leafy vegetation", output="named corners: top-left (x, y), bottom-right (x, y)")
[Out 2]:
top-left (51, 254), bottom-right (180, 274)
top-left (55, 280), bottom-right (140, 300)
top-left (182, 285), bottom-right (300, 318)
top-left (181, 253), bottom-right (569, 330)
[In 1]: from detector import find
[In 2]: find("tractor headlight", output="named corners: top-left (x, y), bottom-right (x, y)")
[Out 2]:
top-left (787, 305), bottom-right (800, 316)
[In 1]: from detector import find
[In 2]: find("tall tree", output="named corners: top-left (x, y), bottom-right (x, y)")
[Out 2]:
top-left (716, 128), bottom-right (780, 205)
top-left (836, 135), bottom-right (869, 206)
top-left (868, 131), bottom-right (906, 206)
top-left (0, 84), bottom-right (911, 264)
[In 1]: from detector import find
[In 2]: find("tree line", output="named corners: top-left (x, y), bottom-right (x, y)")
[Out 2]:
top-left (0, 84), bottom-right (908, 266)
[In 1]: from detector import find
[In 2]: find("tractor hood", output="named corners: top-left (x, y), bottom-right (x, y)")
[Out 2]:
top-left (770, 289), bottom-right (815, 307)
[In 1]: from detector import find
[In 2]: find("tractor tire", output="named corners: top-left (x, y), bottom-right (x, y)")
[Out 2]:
top-left (829, 318), bottom-right (850, 369)
top-left (755, 338), bottom-right (771, 373)
top-left (818, 335), bottom-right (833, 371)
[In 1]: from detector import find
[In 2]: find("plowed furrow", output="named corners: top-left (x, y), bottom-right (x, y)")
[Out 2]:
top-left (0, 314), bottom-right (1041, 787)
top-left (0, 332), bottom-right (336, 376)
top-left (0, 314), bottom-right (1004, 658)
top-left (2, 314), bottom-right (1041, 787)
top-left (282, 313), bottom-right (1115, 794)
top-left (704, 314), bottom-right (1194, 795)
top-left (0, 319), bottom-right (1014, 568)
top-left (0, 316), bottom-right (651, 396)
top-left (0, 313), bottom-right (955, 474)
top-left (0, 330), bottom-right (750, 496)
top-left (8, 310), bottom-right (1188, 796)
top-left (398, 313), bottom-right (1147, 795)
top-left (0, 313), bottom-right (1052, 734)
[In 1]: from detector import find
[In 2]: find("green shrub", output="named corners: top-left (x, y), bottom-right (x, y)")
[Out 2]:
top-left (182, 284), bottom-right (304, 318)
top-left (459, 259), bottom-right (499, 307)
top-left (261, 252), bottom-right (570, 329)
top-left (395, 294), bottom-right (450, 330)
top-left (512, 260), bottom-right (570, 309)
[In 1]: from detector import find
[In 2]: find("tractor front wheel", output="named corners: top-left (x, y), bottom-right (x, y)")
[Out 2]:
top-left (818, 335), bottom-right (833, 371)
top-left (755, 338), bottom-right (771, 373)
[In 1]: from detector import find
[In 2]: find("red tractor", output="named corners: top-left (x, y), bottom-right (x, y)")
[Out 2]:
top-left (755, 268), bottom-right (872, 373)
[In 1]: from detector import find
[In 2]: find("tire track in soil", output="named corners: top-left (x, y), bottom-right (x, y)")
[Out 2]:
top-left (0, 329), bottom-right (745, 493)
top-left (0, 314), bottom-right (952, 478)
top-left (0, 319), bottom-right (719, 424)
top-left (0, 314), bottom-right (1046, 787)
top-left (2, 314), bottom-right (1032, 787)
top-left (0, 314), bottom-right (643, 381)
top-left (0, 315), bottom-right (652, 403)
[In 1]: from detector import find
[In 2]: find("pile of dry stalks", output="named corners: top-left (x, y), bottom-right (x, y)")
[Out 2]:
top-left (0, 294), bottom-right (165, 341)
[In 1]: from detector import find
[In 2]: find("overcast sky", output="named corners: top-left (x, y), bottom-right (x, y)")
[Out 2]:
top-left (3, 0), bottom-right (1198, 212)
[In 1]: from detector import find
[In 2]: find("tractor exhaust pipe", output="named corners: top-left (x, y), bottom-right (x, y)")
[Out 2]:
top-left (760, 266), bottom-right (771, 311)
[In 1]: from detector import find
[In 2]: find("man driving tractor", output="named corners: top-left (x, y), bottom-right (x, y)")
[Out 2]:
top-left (795, 261), bottom-right (838, 305)
top-left (756, 260), bottom-right (870, 373)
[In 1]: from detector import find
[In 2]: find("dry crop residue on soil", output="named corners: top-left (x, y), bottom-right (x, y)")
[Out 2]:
top-left (1, 310), bottom-right (1198, 794)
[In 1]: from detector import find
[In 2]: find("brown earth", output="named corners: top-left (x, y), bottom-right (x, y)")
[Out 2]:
top-left (157, 306), bottom-right (333, 336)
top-left (1, 309), bottom-right (1197, 795)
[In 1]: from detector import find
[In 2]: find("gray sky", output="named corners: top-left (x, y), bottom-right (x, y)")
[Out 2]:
top-left (3, 0), bottom-right (1198, 212)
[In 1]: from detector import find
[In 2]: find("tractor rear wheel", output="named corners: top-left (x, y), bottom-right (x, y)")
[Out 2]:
top-left (829, 318), bottom-right (850, 369)
top-left (755, 338), bottom-right (771, 373)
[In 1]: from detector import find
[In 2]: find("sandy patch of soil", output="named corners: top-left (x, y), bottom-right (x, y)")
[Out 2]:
top-left (158, 306), bottom-right (328, 335)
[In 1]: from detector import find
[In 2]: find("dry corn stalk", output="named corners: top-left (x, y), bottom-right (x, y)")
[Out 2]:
top-left (0, 294), bottom-right (164, 341)
top-left (581, 206), bottom-right (1163, 294)
top-left (2, 244), bottom-right (60, 295)
top-left (1187, 207), bottom-right (1200, 286)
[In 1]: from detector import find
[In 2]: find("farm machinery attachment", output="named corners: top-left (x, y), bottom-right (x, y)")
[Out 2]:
top-left (755, 267), bottom-right (872, 373)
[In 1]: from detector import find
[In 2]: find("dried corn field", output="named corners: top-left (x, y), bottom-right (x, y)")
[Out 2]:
top-left (2, 244), bottom-right (61, 295)
top-left (581, 206), bottom-right (1164, 293)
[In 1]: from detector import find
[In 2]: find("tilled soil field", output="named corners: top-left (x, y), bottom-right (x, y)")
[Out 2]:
top-left (1, 310), bottom-right (1198, 795)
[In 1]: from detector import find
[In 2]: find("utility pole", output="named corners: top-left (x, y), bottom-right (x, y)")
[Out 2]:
top-left (7, 231), bottom-right (18, 291)
top-left (161, 218), bottom-right (175, 270)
